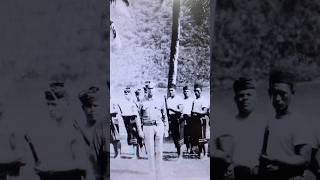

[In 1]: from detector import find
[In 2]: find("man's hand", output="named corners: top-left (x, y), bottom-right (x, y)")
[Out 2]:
top-left (260, 154), bottom-right (280, 172)
top-left (260, 154), bottom-right (276, 164)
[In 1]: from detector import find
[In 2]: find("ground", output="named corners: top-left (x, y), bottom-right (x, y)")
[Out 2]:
top-left (110, 137), bottom-right (210, 180)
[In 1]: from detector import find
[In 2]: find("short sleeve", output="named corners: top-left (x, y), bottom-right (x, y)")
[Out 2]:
top-left (292, 120), bottom-right (315, 148)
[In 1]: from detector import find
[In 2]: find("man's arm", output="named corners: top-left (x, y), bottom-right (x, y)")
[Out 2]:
top-left (261, 144), bottom-right (311, 167)
top-left (161, 102), bottom-right (169, 136)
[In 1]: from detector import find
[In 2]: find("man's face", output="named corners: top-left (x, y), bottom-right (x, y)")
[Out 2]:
top-left (124, 90), bottom-right (131, 100)
top-left (194, 88), bottom-right (201, 98)
top-left (270, 83), bottom-right (293, 113)
top-left (135, 93), bottom-right (142, 101)
top-left (47, 100), bottom-right (63, 122)
top-left (168, 88), bottom-right (175, 97)
top-left (183, 89), bottom-right (190, 98)
top-left (235, 89), bottom-right (257, 115)
top-left (83, 103), bottom-right (100, 125)
top-left (147, 88), bottom-right (154, 98)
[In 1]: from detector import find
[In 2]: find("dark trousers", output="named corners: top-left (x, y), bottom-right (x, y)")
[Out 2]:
top-left (122, 116), bottom-right (139, 145)
top-left (110, 121), bottom-right (120, 142)
top-left (0, 163), bottom-right (23, 180)
top-left (183, 114), bottom-right (191, 148)
top-left (169, 115), bottom-right (184, 152)
top-left (122, 116), bottom-right (143, 146)
top-left (190, 114), bottom-right (207, 146)
top-left (38, 170), bottom-right (85, 180)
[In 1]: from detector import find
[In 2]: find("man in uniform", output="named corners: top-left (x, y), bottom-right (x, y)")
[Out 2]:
top-left (212, 77), bottom-right (266, 180)
top-left (25, 83), bottom-right (89, 180)
top-left (110, 102), bottom-right (121, 159)
top-left (181, 85), bottom-right (194, 154)
top-left (134, 88), bottom-right (146, 154)
top-left (166, 84), bottom-right (184, 160)
top-left (134, 88), bottom-right (143, 105)
top-left (78, 86), bottom-right (108, 180)
top-left (191, 83), bottom-right (209, 159)
top-left (139, 82), bottom-right (169, 179)
top-left (117, 87), bottom-right (143, 159)
top-left (259, 69), bottom-right (313, 180)
top-left (0, 102), bottom-right (25, 180)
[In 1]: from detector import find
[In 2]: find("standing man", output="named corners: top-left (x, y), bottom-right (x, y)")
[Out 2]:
top-left (110, 102), bottom-right (121, 159)
top-left (25, 85), bottom-right (89, 180)
top-left (191, 83), bottom-right (209, 159)
top-left (139, 82), bottom-right (169, 179)
top-left (134, 88), bottom-right (146, 153)
top-left (212, 77), bottom-right (266, 180)
top-left (117, 87), bottom-right (143, 159)
top-left (78, 86), bottom-right (108, 180)
top-left (259, 70), bottom-right (313, 179)
top-left (181, 85), bottom-right (194, 154)
top-left (166, 84), bottom-right (184, 160)
top-left (134, 88), bottom-right (143, 105)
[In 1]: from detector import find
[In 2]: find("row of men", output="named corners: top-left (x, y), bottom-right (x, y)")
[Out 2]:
top-left (212, 70), bottom-right (320, 180)
top-left (110, 81), bottom-right (209, 177)
top-left (0, 82), bottom-right (107, 180)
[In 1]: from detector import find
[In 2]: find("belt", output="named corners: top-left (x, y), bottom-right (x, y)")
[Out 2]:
top-left (143, 121), bottom-right (157, 126)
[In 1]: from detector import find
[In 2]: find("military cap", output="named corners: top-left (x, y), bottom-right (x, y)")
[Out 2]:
top-left (49, 80), bottom-right (66, 99)
top-left (78, 86), bottom-right (100, 106)
top-left (269, 69), bottom-right (294, 86)
top-left (194, 83), bottom-right (202, 90)
top-left (233, 77), bottom-right (255, 93)
top-left (143, 81), bottom-right (151, 91)
top-left (124, 86), bottom-right (131, 92)
top-left (183, 85), bottom-right (190, 91)
top-left (269, 69), bottom-right (295, 93)
top-left (168, 84), bottom-right (176, 89)
top-left (134, 88), bottom-right (142, 95)
top-left (44, 91), bottom-right (56, 101)
top-left (145, 82), bottom-right (155, 89)
top-left (49, 82), bottom-right (64, 88)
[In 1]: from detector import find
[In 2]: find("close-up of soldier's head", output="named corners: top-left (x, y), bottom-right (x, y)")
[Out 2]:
top-left (233, 77), bottom-right (257, 117)
top-left (145, 81), bottom-right (155, 98)
top-left (269, 69), bottom-right (295, 116)
top-left (168, 84), bottom-right (176, 98)
top-left (194, 83), bottom-right (202, 98)
top-left (183, 85), bottom-right (191, 98)
top-left (45, 90), bottom-right (64, 123)
top-left (123, 86), bottom-right (132, 100)
top-left (79, 86), bottom-right (101, 127)
top-left (49, 81), bottom-right (66, 100)
top-left (134, 88), bottom-right (143, 101)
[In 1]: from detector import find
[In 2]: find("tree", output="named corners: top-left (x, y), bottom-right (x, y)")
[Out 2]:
top-left (167, 0), bottom-right (209, 92)
top-left (167, 0), bottom-right (181, 89)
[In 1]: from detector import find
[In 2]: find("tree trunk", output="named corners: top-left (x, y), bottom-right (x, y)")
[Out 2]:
top-left (167, 0), bottom-right (180, 91)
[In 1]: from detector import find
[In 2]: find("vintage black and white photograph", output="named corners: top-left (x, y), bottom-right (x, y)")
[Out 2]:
top-left (211, 1), bottom-right (320, 180)
top-left (0, 1), bottom-right (108, 179)
top-left (110, 0), bottom-right (210, 179)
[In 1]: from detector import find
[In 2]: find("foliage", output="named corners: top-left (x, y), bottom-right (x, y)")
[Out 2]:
top-left (213, 0), bottom-right (320, 87)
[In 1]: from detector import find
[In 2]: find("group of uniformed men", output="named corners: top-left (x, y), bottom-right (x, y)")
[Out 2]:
top-left (213, 69), bottom-right (320, 180)
top-left (0, 81), bottom-right (107, 180)
top-left (110, 81), bottom-right (210, 172)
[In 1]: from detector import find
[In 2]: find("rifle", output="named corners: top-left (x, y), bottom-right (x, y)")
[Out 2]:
top-left (259, 126), bottom-right (270, 177)
top-left (164, 96), bottom-right (169, 118)
top-left (24, 134), bottom-right (40, 166)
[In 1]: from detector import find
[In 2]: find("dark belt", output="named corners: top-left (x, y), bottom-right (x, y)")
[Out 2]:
top-left (143, 121), bottom-right (157, 126)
